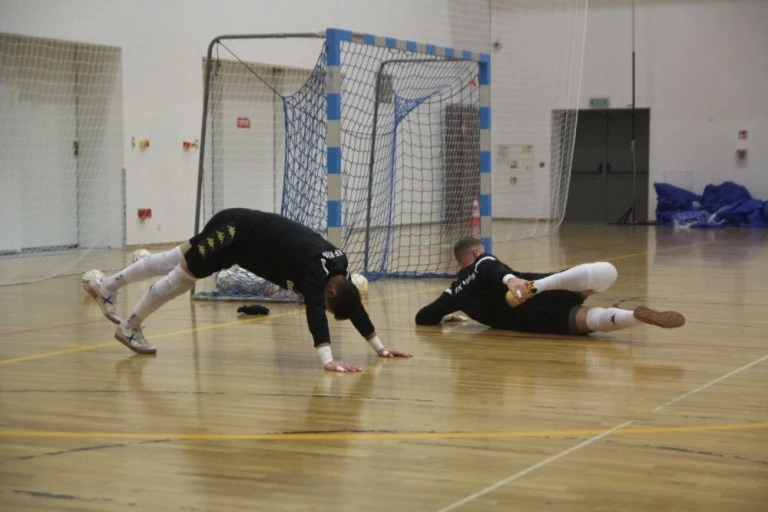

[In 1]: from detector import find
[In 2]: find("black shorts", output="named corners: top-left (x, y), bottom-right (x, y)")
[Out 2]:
top-left (517, 290), bottom-right (586, 335)
top-left (184, 210), bottom-right (244, 278)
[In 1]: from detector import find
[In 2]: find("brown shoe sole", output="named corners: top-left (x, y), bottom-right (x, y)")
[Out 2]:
top-left (633, 306), bottom-right (686, 328)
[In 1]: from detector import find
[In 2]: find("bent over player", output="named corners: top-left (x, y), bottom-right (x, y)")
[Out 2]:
top-left (415, 237), bottom-right (685, 335)
top-left (85, 208), bottom-right (411, 371)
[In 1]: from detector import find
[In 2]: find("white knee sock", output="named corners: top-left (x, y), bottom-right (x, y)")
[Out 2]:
top-left (122, 264), bottom-right (196, 329)
top-left (103, 247), bottom-right (184, 294)
top-left (533, 262), bottom-right (617, 293)
top-left (585, 307), bottom-right (638, 332)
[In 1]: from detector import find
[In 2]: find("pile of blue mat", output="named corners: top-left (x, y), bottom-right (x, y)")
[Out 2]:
top-left (655, 181), bottom-right (768, 228)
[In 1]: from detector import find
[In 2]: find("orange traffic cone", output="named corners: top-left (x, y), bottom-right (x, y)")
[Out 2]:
top-left (470, 194), bottom-right (480, 236)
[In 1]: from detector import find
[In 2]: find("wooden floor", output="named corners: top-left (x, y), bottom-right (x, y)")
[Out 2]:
top-left (1, 223), bottom-right (767, 511)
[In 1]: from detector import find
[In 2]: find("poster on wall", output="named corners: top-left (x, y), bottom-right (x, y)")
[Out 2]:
top-left (496, 143), bottom-right (534, 172)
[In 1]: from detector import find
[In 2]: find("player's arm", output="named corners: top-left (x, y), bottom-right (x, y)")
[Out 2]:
top-left (512, 271), bottom-right (556, 281)
top-left (474, 255), bottom-right (555, 296)
top-left (320, 251), bottom-right (411, 360)
top-left (415, 289), bottom-right (466, 325)
top-left (349, 306), bottom-right (412, 359)
top-left (474, 255), bottom-right (517, 283)
top-left (502, 269), bottom-right (566, 299)
top-left (301, 257), bottom-right (364, 372)
top-left (474, 254), bottom-right (562, 283)
top-left (304, 291), bottom-right (362, 372)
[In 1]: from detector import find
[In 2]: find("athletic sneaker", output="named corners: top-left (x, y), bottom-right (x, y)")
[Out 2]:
top-left (114, 323), bottom-right (157, 355)
top-left (505, 281), bottom-right (537, 308)
top-left (633, 306), bottom-right (686, 328)
top-left (83, 274), bottom-right (120, 324)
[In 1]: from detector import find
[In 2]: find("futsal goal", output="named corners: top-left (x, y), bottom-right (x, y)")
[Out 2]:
top-left (193, 28), bottom-right (490, 300)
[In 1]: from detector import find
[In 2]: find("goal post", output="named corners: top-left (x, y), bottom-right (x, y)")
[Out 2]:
top-left (324, 29), bottom-right (492, 278)
top-left (194, 31), bottom-right (326, 239)
top-left (192, 28), bottom-right (490, 300)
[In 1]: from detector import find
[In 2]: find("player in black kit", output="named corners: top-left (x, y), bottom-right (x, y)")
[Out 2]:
top-left (415, 237), bottom-right (685, 335)
top-left (84, 208), bottom-right (411, 371)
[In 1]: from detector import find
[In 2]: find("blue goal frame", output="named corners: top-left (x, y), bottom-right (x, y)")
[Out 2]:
top-left (324, 28), bottom-right (492, 254)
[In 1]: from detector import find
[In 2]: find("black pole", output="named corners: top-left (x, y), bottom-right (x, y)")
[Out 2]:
top-left (617, 0), bottom-right (638, 225)
top-left (192, 32), bottom-right (324, 296)
top-left (194, 37), bottom-right (218, 238)
top-left (189, 38), bottom-right (218, 297)
top-left (629, 0), bottom-right (638, 224)
top-left (195, 32), bottom-right (324, 236)
top-left (630, 48), bottom-right (637, 224)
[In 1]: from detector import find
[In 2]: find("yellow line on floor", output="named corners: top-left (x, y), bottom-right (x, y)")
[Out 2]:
top-left (0, 310), bottom-right (289, 366)
top-left (0, 420), bottom-right (765, 442)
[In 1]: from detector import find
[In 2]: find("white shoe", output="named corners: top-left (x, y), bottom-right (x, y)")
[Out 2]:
top-left (83, 274), bottom-right (120, 324)
top-left (114, 323), bottom-right (157, 355)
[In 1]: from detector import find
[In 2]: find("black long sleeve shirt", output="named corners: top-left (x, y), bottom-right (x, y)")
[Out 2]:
top-left (414, 253), bottom-right (552, 330)
top-left (226, 209), bottom-right (375, 346)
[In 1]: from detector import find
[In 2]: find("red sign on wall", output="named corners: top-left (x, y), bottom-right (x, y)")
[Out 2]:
top-left (236, 117), bottom-right (251, 129)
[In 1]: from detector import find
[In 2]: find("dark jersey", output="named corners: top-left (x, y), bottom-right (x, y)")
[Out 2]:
top-left (186, 208), bottom-right (375, 346)
top-left (414, 253), bottom-right (555, 331)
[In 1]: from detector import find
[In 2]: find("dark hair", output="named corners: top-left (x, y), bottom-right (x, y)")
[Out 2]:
top-left (453, 236), bottom-right (483, 261)
top-left (328, 278), bottom-right (363, 320)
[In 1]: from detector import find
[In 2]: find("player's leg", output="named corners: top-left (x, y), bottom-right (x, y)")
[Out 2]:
top-left (84, 244), bottom-right (190, 324)
top-left (572, 304), bottom-right (685, 334)
top-left (514, 291), bottom-right (588, 334)
top-left (114, 260), bottom-right (198, 354)
top-left (114, 211), bottom-right (238, 354)
top-left (103, 245), bottom-right (189, 292)
top-left (522, 262), bottom-right (618, 302)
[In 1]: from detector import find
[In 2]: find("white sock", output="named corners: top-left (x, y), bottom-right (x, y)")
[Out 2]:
top-left (103, 247), bottom-right (184, 294)
top-left (585, 307), bottom-right (638, 332)
top-left (533, 262), bottom-right (617, 293)
top-left (122, 264), bottom-right (196, 329)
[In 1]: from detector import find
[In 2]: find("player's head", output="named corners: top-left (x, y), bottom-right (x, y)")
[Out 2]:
top-left (453, 236), bottom-right (484, 265)
top-left (325, 276), bottom-right (363, 320)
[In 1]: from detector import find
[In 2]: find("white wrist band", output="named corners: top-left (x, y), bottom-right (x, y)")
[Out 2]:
top-left (502, 274), bottom-right (515, 285)
top-left (317, 345), bottom-right (333, 365)
top-left (367, 335), bottom-right (385, 353)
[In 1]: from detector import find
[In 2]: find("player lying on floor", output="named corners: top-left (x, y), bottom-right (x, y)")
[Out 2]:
top-left (415, 237), bottom-right (685, 334)
top-left (84, 208), bottom-right (411, 371)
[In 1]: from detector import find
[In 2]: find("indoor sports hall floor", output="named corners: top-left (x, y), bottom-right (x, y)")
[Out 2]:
top-left (1, 223), bottom-right (766, 511)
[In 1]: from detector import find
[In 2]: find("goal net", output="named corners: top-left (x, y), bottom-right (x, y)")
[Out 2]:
top-left (403, 0), bottom-right (588, 242)
top-left (0, 33), bottom-right (124, 286)
top-left (193, 0), bottom-right (588, 301)
top-left (193, 30), bottom-right (489, 300)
